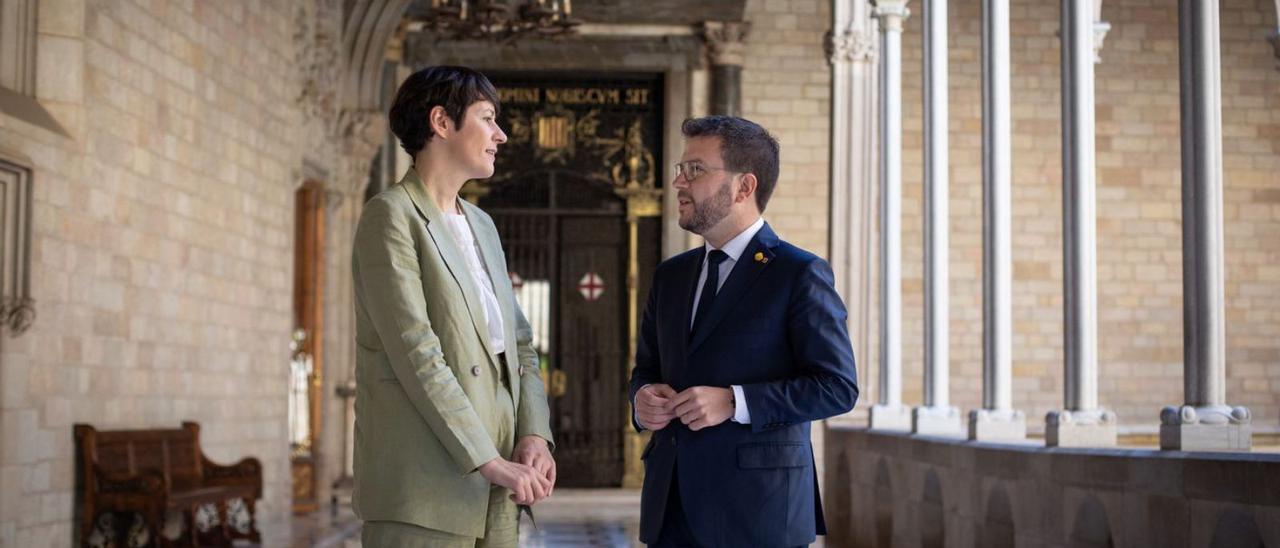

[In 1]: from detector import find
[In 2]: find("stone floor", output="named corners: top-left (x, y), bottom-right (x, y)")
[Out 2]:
top-left (291, 489), bottom-right (644, 548)
top-left (291, 488), bottom-right (830, 547)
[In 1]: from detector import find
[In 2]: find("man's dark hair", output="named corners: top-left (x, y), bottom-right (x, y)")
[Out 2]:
top-left (389, 66), bottom-right (501, 160)
top-left (680, 115), bottom-right (780, 212)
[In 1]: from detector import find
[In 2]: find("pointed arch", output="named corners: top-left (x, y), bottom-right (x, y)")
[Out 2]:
top-left (341, 0), bottom-right (413, 111)
top-left (1070, 495), bottom-right (1114, 548)
top-left (921, 469), bottom-right (945, 548)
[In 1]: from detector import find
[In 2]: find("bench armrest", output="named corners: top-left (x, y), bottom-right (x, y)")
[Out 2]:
top-left (202, 455), bottom-right (263, 495)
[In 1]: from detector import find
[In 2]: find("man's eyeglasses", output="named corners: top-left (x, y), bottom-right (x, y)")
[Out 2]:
top-left (674, 161), bottom-right (736, 182)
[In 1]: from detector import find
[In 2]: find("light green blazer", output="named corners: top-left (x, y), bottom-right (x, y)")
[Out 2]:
top-left (351, 168), bottom-right (554, 537)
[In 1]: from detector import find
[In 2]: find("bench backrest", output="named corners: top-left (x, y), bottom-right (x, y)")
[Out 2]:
top-left (76, 422), bottom-right (205, 491)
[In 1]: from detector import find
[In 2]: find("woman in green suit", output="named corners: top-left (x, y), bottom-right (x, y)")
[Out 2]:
top-left (352, 66), bottom-right (556, 548)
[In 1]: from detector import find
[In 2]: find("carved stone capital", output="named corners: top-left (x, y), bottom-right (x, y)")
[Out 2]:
top-left (1093, 21), bottom-right (1112, 64)
top-left (333, 108), bottom-right (386, 195)
top-left (336, 108), bottom-right (386, 162)
top-left (872, 1), bottom-right (910, 33)
top-left (700, 21), bottom-right (751, 67)
top-left (825, 28), bottom-right (877, 65)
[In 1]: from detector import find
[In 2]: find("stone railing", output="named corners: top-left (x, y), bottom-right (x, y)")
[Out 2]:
top-left (823, 425), bottom-right (1280, 547)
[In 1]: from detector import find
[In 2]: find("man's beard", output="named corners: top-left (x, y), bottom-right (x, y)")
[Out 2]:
top-left (679, 178), bottom-right (734, 234)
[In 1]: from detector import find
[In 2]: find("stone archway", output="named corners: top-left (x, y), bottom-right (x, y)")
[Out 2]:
top-left (874, 459), bottom-right (893, 548)
top-left (1209, 510), bottom-right (1265, 548)
top-left (1070, 495), bottom-right (1114, 548)
top-left (977, 483), bottom-right (1015, 548)
top-left (921, 469), bottom-right (945, 548)
top-left (829, 455), bottom-right (854, 544)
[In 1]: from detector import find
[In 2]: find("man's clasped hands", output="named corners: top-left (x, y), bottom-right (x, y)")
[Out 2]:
top-left (633, 383), bottom-right (735, 433)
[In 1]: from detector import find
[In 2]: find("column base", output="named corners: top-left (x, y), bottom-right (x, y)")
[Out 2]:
top-left (912, 405), bottom-right (963, 436)
top-left (967, 408), bottom-right (1026, 441)
top-left (1045, 408), bottom-right (1117, 447)
top-left (869, 403), bottom-right (912, 431)
top-left (1159, 405), bottom-right (1252, 452)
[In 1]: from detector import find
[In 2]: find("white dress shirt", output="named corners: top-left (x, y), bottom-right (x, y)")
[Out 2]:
top-left (692, 217), bottom-right (765, 425)
top-left (443, 211), bottom-right (506, 354)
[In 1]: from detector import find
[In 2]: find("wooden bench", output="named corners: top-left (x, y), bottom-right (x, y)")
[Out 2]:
top-left (74, 422), bottom-right (262, 547)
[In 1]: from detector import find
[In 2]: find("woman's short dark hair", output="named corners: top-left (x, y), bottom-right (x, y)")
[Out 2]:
top-left (680, 115), bottom-right (780, 212)
top-left (388, 66), bottom-right (501, 160)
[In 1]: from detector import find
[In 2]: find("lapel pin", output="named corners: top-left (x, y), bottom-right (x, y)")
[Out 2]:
top-left (754, 251), bottom-right (768, 264)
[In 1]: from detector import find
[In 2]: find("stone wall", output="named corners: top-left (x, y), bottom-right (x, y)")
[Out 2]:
top-left (864, 0), bottom-right (1280, 433)
top-left (825, 426), bottom-right (1280, 547)
top-left (742, 0), bottom-right (833, 255)
top-left (0, 0), bottom-right (351, 544)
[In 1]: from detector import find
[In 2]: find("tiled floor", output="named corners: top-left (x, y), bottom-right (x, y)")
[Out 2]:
top-left (293, 489), bottom-right (643, 547)
top-left (294, 488), bottom-right (827, 547)
top-left (517, 489), bottom-right (643, 548)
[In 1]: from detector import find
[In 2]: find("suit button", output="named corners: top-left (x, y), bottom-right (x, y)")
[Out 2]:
top-left (518, 365), bottom-right (526, 375)
top-left (471, 366), bottom-right (482, 377)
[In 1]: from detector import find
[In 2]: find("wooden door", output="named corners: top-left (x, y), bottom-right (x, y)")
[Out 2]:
top-left (291, 181), bottom-right (324, 513)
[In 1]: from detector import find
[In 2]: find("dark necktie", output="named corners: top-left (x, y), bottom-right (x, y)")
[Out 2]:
top-left (691, 250), bottom-right (728, 337)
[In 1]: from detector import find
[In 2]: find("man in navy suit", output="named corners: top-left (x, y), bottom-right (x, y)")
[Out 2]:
top-left (629, 115), bottom-right (859, 547)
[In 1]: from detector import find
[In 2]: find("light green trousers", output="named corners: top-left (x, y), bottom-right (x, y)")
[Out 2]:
top-left (360, 485), bottom-right (518, 548)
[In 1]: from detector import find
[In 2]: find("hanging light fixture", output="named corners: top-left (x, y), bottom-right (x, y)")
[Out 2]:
top-left (417, 0), bottom-right (580, 44)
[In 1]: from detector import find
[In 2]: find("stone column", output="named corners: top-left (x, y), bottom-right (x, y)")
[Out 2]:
top-left (869, 0), bottom-right (911, 432)
top-left (1160, 0), bottom-right (1252, 452)
top-left (701, 21), bottom-right (750, 116)
top-left (827, 0), bottom-right (879, 425)
top-left (912, 0), bottom-right (961, 437)
top-left (969, 0), bottom-right (1026, 441)
top-left (325, 108), bottom-right (386, 499)
top-left (1046, 0), bottom-right (1116, 448)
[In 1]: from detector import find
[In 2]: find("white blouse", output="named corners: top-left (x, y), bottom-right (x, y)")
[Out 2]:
top-left (443, 211), bottom-right (506, 355)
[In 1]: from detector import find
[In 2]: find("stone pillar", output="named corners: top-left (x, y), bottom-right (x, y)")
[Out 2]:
top-left (869, 0), bottom-right (911, 432)
top-left (324, 108), bottom-right (386, 500)
top-left (1160, 0), bottom-right (1252, 452)
top-left (969, 0), bottom-right (1025, 441)
top-left (701, 22), bottom-right (750, 116)
top-left (1046, 0), bottom-right (1116, 448)
top-left (912, 0), bottom-right (961, 437)
top-left (827, 0), bottom-right (879, 425)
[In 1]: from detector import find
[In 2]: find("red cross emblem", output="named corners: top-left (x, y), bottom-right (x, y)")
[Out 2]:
top-left (577, 272), bottom-right (605, 301)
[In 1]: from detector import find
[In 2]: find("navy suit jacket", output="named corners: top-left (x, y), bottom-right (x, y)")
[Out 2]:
top-left (628, 222), bottom-right (859, 547)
